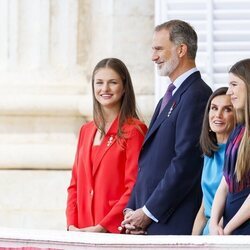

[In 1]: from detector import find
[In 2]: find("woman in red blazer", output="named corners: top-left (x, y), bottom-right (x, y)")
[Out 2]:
top-left (66, 58), bottom-right (147, 233)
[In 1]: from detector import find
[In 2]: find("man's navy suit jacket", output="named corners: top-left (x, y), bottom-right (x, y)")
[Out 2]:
top-left (127, 71), bottom-right (212, 235)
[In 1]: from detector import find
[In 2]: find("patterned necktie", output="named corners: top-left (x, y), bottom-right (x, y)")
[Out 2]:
top-left (158, 83), bottom-right (176, 115)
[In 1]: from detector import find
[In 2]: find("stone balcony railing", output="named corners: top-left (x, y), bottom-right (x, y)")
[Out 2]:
top-left (0, 227), bottom-right (250, 250)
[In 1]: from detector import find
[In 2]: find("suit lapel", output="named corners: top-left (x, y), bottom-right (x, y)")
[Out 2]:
top-left (144, 71), bottom-right (200, 144)
top-left (147, 101), bottom-right (161, 131)
top-left (82, 123), bottom-right (97, 186)
top-left (144, 95), bottom-right (179, 143)
top-left (92, 117), bottom-right (118, 176)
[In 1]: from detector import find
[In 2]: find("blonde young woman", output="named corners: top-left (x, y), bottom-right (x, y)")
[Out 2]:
top-left (210, 59), bottom-right (250, 235)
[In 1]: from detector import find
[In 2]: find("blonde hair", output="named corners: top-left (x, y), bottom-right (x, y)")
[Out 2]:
top-left (229, 58), bottom-right (250, 181)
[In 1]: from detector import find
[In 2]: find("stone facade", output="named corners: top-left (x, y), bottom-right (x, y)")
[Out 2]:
top-left (0, 0), bottom-right (154, 229)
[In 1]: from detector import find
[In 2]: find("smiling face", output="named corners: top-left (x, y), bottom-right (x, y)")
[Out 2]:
top-left (209, 94), bottom-right (235, 143)
top-left (227, 73), bottom-right (247, 110)
top-left (93, 67), bottom-right (124, 112)
top-left (151, 29), bottom-right (180, 79)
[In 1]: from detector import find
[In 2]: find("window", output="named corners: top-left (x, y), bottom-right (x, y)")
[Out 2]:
top-left (155, 0), bottom-right (250, 101)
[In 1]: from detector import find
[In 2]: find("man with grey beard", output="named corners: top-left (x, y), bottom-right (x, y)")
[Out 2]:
top-left (121, 19), bottom-right (212, 235)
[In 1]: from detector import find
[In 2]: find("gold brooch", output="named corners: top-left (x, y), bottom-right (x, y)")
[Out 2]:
top-left (107, 136), bottom-right (114, 147)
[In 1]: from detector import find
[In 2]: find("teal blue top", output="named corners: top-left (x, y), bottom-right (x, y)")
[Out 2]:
top-left (201, 144), bottom-right (226, 235)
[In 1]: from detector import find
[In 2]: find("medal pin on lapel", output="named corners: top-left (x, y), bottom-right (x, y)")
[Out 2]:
top-left (107, 136), bottom-right (114, 147)
top-left (168, 101), bottom-right (176, 117)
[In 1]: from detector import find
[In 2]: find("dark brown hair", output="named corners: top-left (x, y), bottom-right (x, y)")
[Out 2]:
top-left (200, 87), bottom-right (231, 157)
top-left (92, 58), bottom-right (139, 138)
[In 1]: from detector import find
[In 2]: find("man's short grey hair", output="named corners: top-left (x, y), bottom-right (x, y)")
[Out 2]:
top-left (155, 19), bottom-right (198, 60)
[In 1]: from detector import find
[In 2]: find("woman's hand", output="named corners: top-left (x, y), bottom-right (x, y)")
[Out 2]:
top-left (68, 225), bottom-right (80, 231)
top-left (209, 223), bottom-right (224, 235)
top-left (68, 224), bottom-right (107, 232)
top-left (79, 225), bottom-right (107, 233)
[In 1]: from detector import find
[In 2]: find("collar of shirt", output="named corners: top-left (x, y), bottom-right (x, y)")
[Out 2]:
top-left (172, 67), bottom-right (198, 95)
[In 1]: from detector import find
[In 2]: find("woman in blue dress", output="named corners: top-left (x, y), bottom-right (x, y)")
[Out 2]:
top-left (192, 87), bottom-right (235, 235)
top-left (210, 59), bottom-right (250, 235)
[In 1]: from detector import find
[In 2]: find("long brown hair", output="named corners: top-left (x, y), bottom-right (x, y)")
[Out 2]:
top-left (229, 58), bottom-right (250, 181)
top-left (92, 58), bottom-right (139, 138)
top-left (200, 87), bottom-right (234, 157)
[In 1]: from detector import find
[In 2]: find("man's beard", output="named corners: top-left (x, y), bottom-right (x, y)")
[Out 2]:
top-left (157, 53), bottom-right (179, 77)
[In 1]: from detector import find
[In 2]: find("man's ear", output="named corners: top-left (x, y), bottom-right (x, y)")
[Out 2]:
top-left (178, 44), bottom-right (187, 58)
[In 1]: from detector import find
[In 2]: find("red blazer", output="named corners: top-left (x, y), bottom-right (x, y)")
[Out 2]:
top-left (66, 117), bottom-right (147, 233)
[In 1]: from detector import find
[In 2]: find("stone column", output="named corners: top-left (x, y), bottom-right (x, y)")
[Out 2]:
top-left (0, 0), bottom-right (154, 230)
top-left (0, 0), bottom-right (92, 169)
top-left (0, 0), bottom-right (91, 230)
